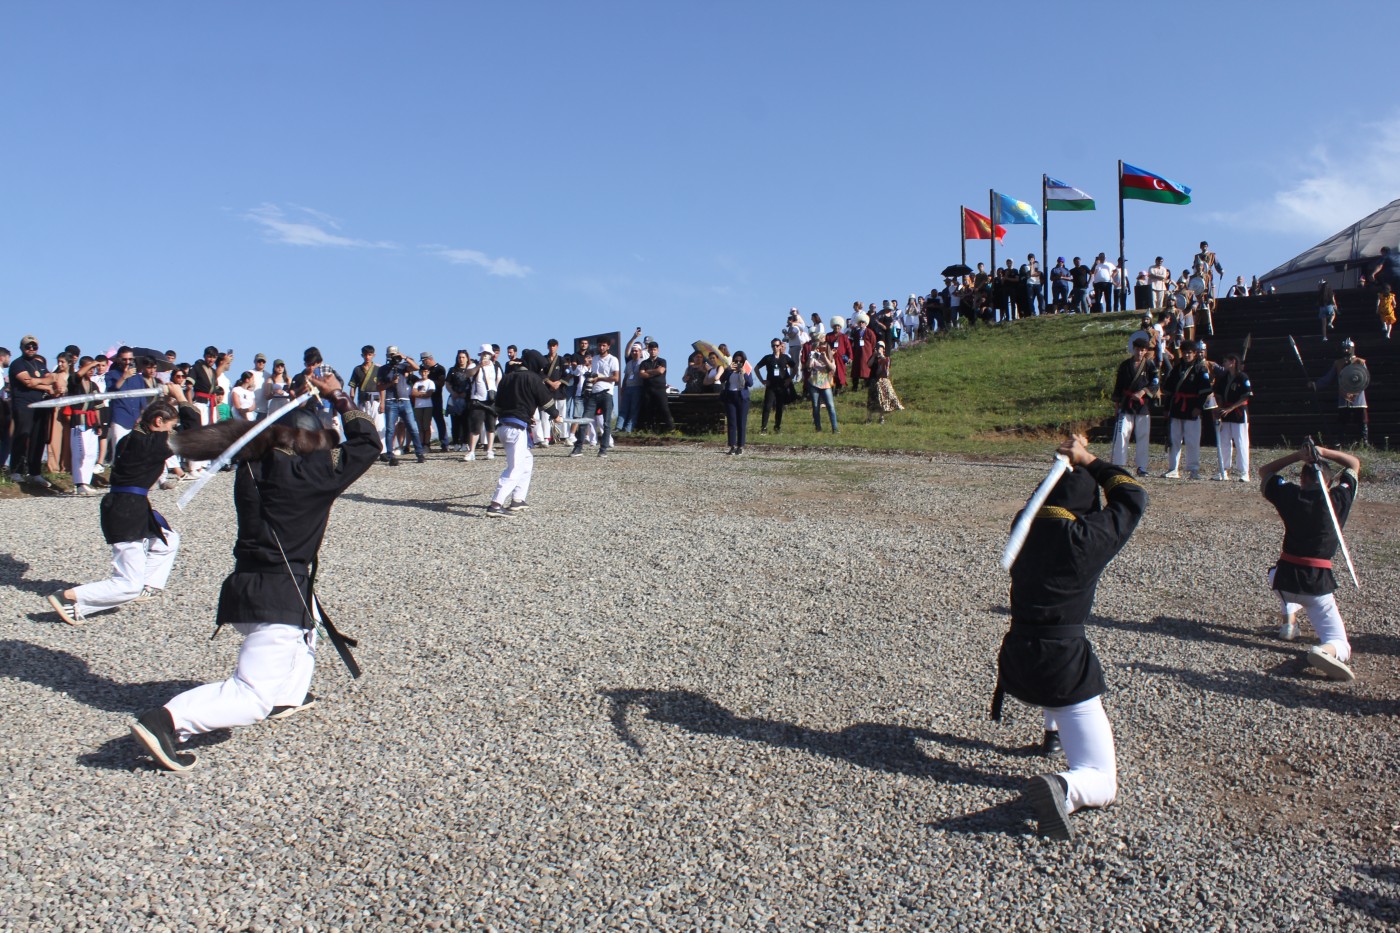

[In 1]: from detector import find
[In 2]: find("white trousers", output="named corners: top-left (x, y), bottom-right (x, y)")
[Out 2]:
top-left (1042, 696), bottom-right (1117, 814)
top-left (1218, 420), bottom-right (1250, 477)
top-left (1269, 569), bottom-right (1350, 661)
top-left (492, 425), bottom-right (533, 505)
top-left (71, 425), bottom-right (99, 485)
top-left (73, 532), bottom-right (180, 617)
top-left (1167, 418), bottom-right (1201, 473)
top-left (1110, 412), bottom-right (1151, 473)
top-left (109, 423), bottom-right (132, 459)
top-left (167, 623), bottom-right (317, 739)
top-left (359, 399), bottom-right (387, 452)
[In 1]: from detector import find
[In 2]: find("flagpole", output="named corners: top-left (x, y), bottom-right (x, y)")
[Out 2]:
top-left (989, 189), bottom-right (996, 284)
top-left (1117, 160), bottom-right (1126, 291)
top-left (960, 205), bottom-right (966, 266)
top-left (1041, 174), bottom-right (1049, 314)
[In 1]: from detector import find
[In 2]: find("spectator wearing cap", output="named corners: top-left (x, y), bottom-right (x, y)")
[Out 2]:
top-left (249, 353), bottom-right (268, 398)
top-left (411, 357), bottom-right (436, 448)
top-left (9, 336), bottom-right (65, 485)
top-left (1049, 257), bottom-right (1071, 312)
top-left (617, 342), bottom-right (645, 433)
top-left (264, 358), bottom-right (292, 416)
top-left (419, 351), bottom-right (448, 452)
top-left (465, 343), bottom-right (501, 462)
top-left (376, 345), bottom-right (425, 465)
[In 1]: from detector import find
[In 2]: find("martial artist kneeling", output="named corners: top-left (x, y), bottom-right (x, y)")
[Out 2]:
top-left (994, 435), bottom-right (1148, 840)
top-left (129, 374), bottom-right (380, 771)
top-left (47, 398), bottom-right (190, 625)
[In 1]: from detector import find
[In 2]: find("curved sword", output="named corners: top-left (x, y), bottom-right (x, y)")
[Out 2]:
top-left (176, 392), bottom-right (317, 511)
top-left (1305, 437), bottom-right (1360, 589)
top-left (27, 387), bottom-right (163, 409)
top-left (1001, 454), bottom-right (1071, 572)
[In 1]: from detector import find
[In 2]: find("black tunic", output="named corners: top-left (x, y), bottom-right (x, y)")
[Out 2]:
top-left (215, 411), bottom-right (381, 627)
top-left (996, 461), bottom-right (1148, 711)
top-left (1264, 468), bottom-right (1357, 596)
top-left (99, 427), bottom-right (173, 544)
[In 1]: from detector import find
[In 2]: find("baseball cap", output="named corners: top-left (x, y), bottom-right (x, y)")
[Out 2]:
top-left (254, 353), bottom-right (267, 362)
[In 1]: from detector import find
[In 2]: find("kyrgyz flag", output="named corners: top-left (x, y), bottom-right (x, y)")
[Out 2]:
top-left (1121, 163), bottom-right (1191, 205)
top-left (962, 206), bottom-right (1006, 242)
top-left (993, 192), bottom-right (1040, 225)
top-left (1045, 177), bottom-right (1096, 211)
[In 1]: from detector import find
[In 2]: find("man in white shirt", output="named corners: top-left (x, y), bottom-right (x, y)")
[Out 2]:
top-left (1148, 257), bottom-right (1170, 309)
top-left (573, 338), bottom-right (619, 458)
top-left (1091, 254), bottom-right (1116, 313)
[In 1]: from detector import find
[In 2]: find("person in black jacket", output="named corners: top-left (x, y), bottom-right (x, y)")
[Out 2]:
top-left (755, 339), bottom-right (796, 435)
top-left (1109, 339), bottom-right (1159, 477)
top-left (486, 356), bottom-right (557, 517)
top-left (47, 395), bottom-right (192, 624)
top-left (1160, 340), bottom-right (1214, 479)
top-left (129, 372), bottom-right (380, 772)
top-left (994, 435), bottom-right (1148, 840)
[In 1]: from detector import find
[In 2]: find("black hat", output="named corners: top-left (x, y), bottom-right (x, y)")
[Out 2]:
top-left (1043, 468), bottom-right (1100, 516)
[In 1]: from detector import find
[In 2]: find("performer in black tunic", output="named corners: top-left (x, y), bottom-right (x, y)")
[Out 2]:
top-left (486, 354), bottom-right (557, 517)
top-left (1258, 443), bottom-right (1361, 681)
top-left (47, 396), bottom-right (194, 625)
top-left (130, 373), bottom-right (380, 771)
top-left (994, 435), bottom-right (1148, 840)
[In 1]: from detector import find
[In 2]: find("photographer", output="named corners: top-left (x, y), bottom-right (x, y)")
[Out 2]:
top-left (375, 345), bottom-right (425, 465)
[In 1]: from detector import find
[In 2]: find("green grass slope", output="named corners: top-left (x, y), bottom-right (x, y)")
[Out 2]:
top-left (733, 311), bottom-right (1140, 456)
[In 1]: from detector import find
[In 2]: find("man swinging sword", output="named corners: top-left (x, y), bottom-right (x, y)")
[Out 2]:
top-left (130, 372), bottom-right (380, 771)
top-left (994, 435), bottom-right (1148, 840)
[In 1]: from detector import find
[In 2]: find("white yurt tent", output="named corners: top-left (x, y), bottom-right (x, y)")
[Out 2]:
top-left (1259, 198), bottom-right (1400, 292)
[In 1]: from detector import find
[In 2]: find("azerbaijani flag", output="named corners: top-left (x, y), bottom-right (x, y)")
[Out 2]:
top-left (1045, 177), bottom-right (1095, 211)
top-left (962, 206), bottom-right (1006, 242)
top-left (993, 192), bottom-right (1040, 225)
top-left (1121, 163), bottom-right (1191, 205)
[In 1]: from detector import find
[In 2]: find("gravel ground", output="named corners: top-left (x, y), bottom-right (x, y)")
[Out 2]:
top-left (2, 441), bottom-right (1399, 931)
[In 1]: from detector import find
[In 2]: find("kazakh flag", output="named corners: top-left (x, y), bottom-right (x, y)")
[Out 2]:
top-left (1045, 177), bottom-right (1096, 211)
top-left (994, 192), bottom-right (1040, 225)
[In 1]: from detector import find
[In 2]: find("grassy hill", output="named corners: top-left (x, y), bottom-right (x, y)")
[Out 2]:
top-left (726, 311), bottom-right (1140, 456)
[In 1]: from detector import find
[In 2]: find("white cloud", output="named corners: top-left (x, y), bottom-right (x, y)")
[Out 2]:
top-left (425, 245), bottom-right (532, 278)
top-left (1214, 116), bottom-right (1400, 236)
top-left (245, 203), bottom-right (396, 249)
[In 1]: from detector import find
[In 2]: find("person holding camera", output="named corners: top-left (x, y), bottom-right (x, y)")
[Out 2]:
top-left (571, 338), bottom-right (619, 458)
top-left (376, 345), bottom-right (425, 465)
top-left (720, 350), bottom-right (754, 455)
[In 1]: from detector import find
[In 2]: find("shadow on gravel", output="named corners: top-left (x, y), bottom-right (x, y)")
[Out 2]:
top-left (0, 553), bottom-right (72, 597)
top-left (342, 491), bottom-right (479, 514)
top-left (601, 688), bottom-right (1022, 789)
top-left (1335, 863), bottom-right (1400, 924)
top-left (1088, 613), bottom-right (1295, 656)
top-left (923, 799), bottom-right (1031, 837)
top-left (0, 640), bottom-right (201, 713)
top-left (1128, 661), bottom-right (1400, 717)
top-left (80, 730), bottom-right (232, 772)
top-left (1351, 631), bottom-right (1400, 658)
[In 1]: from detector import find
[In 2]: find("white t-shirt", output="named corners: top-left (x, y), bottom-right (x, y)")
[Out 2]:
top-left (1092, 262), bottom-right (1116, 284)
top-left (471, 363), bottom-right (499, 401)
top-left (250, 369), bottom-right (266, 392)
top-left (231, 385), bottom-right (257, 420)
top-left (413, 377), bottom-right (435, 409)
top-left (590, 353), bottom-right (619, 395)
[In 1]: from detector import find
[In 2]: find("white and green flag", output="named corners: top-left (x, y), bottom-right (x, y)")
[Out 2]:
top-left (1045, 177), bottom-right (1095, 211)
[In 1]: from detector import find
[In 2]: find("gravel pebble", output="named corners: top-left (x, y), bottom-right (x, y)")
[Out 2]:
top-left (2, 443), bottom-right (1399, 930)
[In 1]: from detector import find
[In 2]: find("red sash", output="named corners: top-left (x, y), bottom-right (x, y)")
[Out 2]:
top-left (1279, 552), bottom-right (1332, 569)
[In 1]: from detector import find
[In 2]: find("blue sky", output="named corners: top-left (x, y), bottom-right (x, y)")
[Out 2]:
top-left (5, 2), bottom-right (1397, 379)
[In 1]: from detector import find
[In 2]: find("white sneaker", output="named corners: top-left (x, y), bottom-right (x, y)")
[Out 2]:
top-left (1279, 615), bottom-right (1299, 642)
top-left (486, 450), bottom-right (495, 460)
top-left (1212, 472), bottom-right (1227, 481)
top-left (1238, 474), bottom-right (1252, 483)
top-left (1162, 470), bottom-right (1180, 479)
top-left (92, 463), bottom-right (105, 474)
top-left (464, 452), bottom-right (476, 462)
top-left (72, 484), bottom-right (95, 496)
top-left (1306, 646), bottom-right (1355, 682)
top-left (132, 586), bottom-right (163, 602)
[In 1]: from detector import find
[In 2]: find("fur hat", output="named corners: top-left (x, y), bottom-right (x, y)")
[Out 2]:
top-left (1042, 468), bottom-right (1100, 516)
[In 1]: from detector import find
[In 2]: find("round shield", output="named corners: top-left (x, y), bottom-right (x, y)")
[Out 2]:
top-left (1187, 274), bottom-right (1206, 296)
top-left (1339, 362), bottom-right (1370, 395)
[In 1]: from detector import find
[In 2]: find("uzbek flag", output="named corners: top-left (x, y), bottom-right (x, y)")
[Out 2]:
top-left (1121, 163), bottom-right (1192, 205)
top-left (1045, 177), bottom-right (1096, 211)
top-left (993, 192), bottom-right (1040, 225)
top-left (962, 206), bottom-right (1006, 242)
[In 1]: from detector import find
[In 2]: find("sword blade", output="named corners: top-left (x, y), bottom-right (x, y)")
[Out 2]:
top-left (1313, 462), bottom-right (1360, 589)
top-left (176, 392), bottom-right (317, 510)
top-left (26, 387), bottom-right (164, 409)
top-left (1001, 455), bottom-right (1071, 572)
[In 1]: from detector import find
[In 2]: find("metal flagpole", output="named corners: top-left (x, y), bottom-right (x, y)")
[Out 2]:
top-left (1041, 174), bottom-right (1049, 313)
top-left (960, 206), bottom-right (967, 266)
top-left (1117, 160), bottom-right (1126, 289)
top-left (989, 189), bottom-right (997, 282)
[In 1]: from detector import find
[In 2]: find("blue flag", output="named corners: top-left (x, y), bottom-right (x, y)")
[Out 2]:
top-left (993, 192), bottom-right (1041, 225)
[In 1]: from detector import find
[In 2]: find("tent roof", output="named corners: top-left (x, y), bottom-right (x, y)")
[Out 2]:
top-left (1260, 197), bottom-right (1400, 283)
